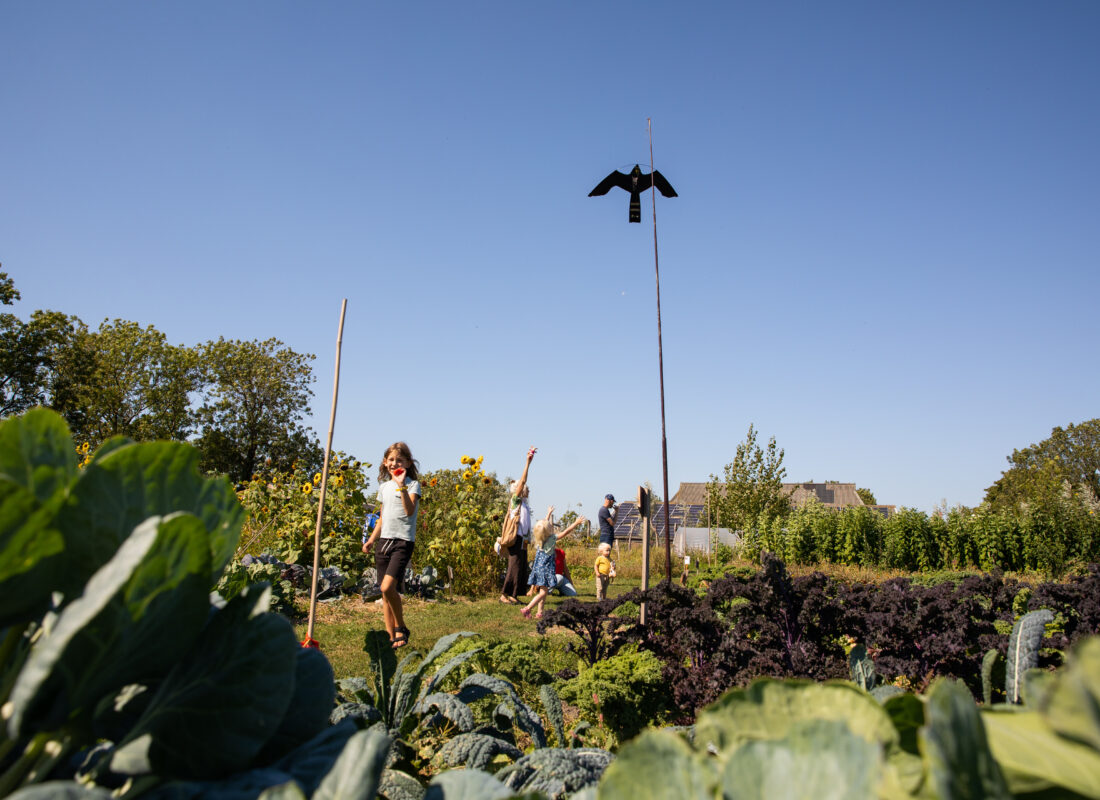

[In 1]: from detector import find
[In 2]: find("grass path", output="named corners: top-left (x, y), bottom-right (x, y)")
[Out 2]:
top-left (292, 574), bottom-right (637, 679)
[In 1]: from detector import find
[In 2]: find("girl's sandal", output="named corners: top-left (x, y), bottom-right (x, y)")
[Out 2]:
top-left (392, 627), bottom-right (410, 649)
top-left (535, 611), bottom-right (543, 620)
top-left (520, 608), bottom-right (531, 619)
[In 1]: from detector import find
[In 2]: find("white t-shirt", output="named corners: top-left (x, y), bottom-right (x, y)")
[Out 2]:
top-left (378, 479), bottom-right (420, 541)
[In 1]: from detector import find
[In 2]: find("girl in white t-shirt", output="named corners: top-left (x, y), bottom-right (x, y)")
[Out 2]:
top-left (362, 441), bottom-right (420, 648)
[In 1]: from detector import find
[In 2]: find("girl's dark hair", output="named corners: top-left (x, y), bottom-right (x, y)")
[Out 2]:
top-left (378, 441), bottom-right (420, 483)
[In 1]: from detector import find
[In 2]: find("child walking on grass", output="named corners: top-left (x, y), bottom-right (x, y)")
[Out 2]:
top-left (362, 441), bottom-right (420, 648)
top-left (521, 506), bottom-right (587, 619)
top-left (594, 542), bottom-right (616, 600)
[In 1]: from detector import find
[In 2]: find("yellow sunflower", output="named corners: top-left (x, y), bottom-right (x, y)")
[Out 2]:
top-left (301, 482), bottom-right (313, 494)
top-left (313, 472), bottom-right (322, 484)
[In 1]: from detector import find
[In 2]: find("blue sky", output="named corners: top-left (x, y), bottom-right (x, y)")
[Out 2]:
top-left (3, 2), bottom-right (1098, 519)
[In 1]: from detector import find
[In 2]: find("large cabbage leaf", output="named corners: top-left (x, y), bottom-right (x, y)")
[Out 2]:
top-left (109, 585), bottom-right (298, 779)
top-left (920, 679), bottom-right (1011, 800)
top-left (0, 409), bottom-right (77, 627)
top-left (7, 513), bottom-right (211, 737)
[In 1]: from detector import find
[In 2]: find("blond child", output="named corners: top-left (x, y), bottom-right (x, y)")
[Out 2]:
top-left (521, 506), bottom-right (586, 620)
top-left (594, 542), bottom-right (616, 600)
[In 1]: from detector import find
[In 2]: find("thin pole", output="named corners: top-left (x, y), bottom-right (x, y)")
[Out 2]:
top-left (648, 118), bottom-right (673, 585)
top-left (305, 298), bottom-right (348, 647)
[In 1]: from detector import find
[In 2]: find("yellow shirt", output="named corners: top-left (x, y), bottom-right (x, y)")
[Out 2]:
top-left (595, 555), bottom-right (612, 576)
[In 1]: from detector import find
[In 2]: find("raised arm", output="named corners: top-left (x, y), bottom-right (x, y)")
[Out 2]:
top-left (512, 447), bottom-right (536, 497)
top-left (557, 516), bottom-right (587, 540)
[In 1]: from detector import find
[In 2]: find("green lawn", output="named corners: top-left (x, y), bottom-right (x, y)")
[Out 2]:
top-left (292, 572), bottom-right (639, 679)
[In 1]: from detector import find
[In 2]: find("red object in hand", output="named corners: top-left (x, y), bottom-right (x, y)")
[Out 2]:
top-left (301, 636), bottom-right (321, 649)
top-left (393, 468), bottom-right (405, 477)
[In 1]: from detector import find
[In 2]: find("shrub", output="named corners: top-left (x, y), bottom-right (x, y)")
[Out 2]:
top-left (557, 645), bottom-right (670, 744)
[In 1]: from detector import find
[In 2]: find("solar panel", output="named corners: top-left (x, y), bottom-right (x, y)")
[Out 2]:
top-left (611, 502), bottom-right (705, 541)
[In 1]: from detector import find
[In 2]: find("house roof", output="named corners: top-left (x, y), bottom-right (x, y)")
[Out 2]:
top-left (670, 481), bottom-right (867, 509)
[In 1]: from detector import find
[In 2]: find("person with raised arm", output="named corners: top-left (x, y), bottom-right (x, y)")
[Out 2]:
top-left (499, 447), bottom-right (536, 603)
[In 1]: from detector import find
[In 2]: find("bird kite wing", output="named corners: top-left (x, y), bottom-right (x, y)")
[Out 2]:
top-left (588, 170), bottom-right (633, 196)
top-left (651, 170), bottom-right (678, 197)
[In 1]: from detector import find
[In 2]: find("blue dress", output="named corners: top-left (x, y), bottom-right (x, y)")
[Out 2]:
top-left (528, 535), bottom-right (557, 588)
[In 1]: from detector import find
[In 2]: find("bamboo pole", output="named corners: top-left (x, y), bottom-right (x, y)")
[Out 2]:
top-left (303, 298), bottom-right (348, 649)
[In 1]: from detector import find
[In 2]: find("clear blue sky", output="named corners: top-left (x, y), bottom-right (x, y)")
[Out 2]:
top-left (3, 2), bottom-right (1098, 519)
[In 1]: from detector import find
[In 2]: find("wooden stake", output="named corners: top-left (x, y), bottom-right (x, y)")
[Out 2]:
top-left (304, 298), bottom-right (348, 648)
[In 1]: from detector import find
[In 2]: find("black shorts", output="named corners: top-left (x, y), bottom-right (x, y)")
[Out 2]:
top-left (376, 538), bottom-right (414, 591)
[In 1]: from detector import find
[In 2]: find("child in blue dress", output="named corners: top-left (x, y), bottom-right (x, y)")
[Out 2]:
top-left (521, 506), bottom-right (587, 620)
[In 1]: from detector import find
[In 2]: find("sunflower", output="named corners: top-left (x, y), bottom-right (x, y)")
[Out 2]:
top-left (460, 455), bottom-right (471, 465)
top-left (301, 482), bottom-right (313, 494)
top-left (313, 472), bottom-right (321, 484)
top-left (483, 476), bottom-right (491, 485)
top-left (429, 478), bottom-right (439, 487)
top-left (476, 455), bottom-right (484, 465)
top-left (462, 470), bottom-right (472, 480)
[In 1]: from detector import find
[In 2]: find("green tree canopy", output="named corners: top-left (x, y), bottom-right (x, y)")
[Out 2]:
top-left (1, 278), bottom-right (323, 483)
top-left (856, 487), bottom-right (877, 506)
top-left (193, 337), bottom-right (321, 482)
top-left (0, 272), bottom-right (83, 418)
top-left (50, 318), bottom-right (201, 444)
top-left (0, 269), bottom-right (18, 305)
top-left (984, 419), bottom-right (1100, 510)
top-left (706, 424), bottom-right (789, 533)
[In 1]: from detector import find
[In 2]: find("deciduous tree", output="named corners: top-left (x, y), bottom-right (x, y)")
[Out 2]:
top-left (0, 272), bottom-right (82, 418)
top-left (193, 337), bottom-right (320, 482)
top-left (706, 424), bottom-right (788, 533)
top-left (985, 420), bottom-right (1100, 510)
top-left (49, 319), bottom-right (200, 445)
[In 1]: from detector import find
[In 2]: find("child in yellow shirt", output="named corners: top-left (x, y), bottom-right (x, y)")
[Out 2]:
top-left (594, 542), bottom-right (616, 600)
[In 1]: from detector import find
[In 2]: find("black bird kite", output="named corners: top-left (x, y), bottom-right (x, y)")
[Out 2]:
top-left (588, 164), bottom-right (677, 222)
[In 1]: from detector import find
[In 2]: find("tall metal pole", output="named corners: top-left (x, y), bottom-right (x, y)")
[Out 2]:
top-left (648, 119), bottom-right (673, 584)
